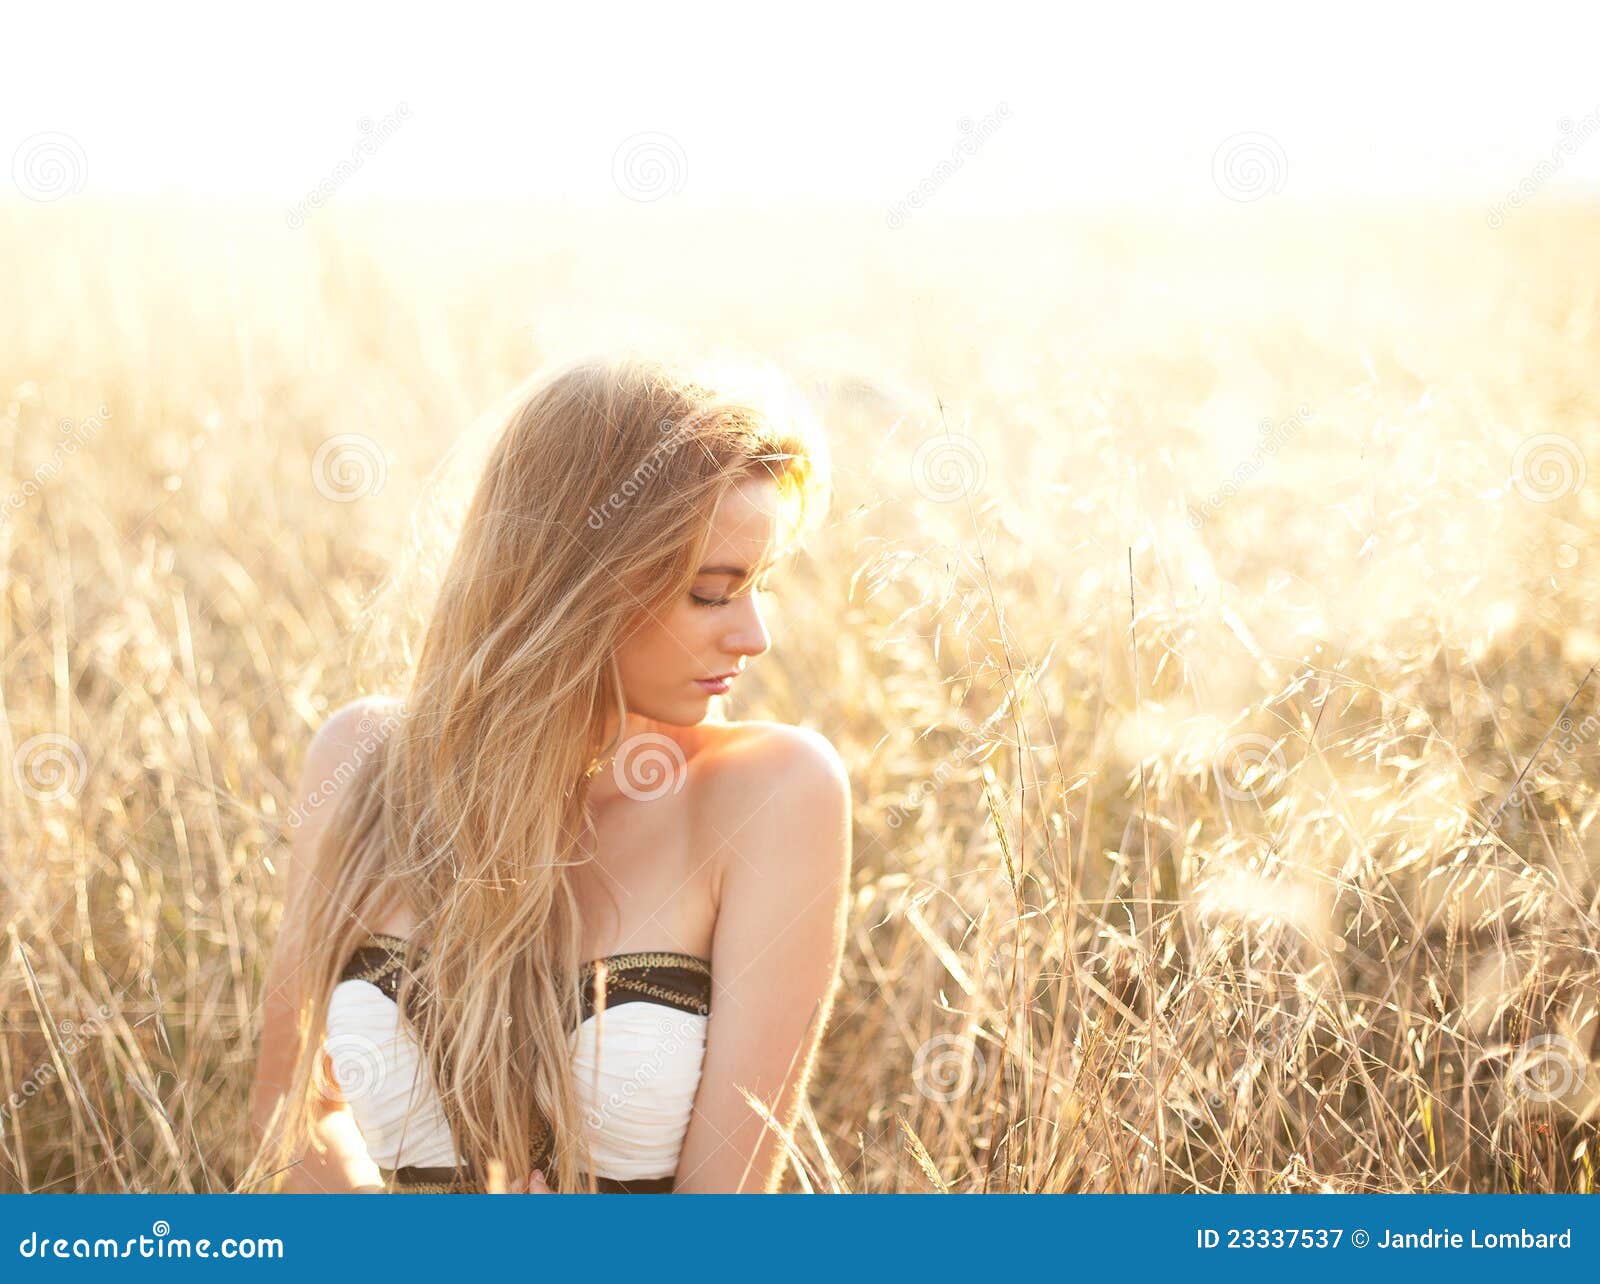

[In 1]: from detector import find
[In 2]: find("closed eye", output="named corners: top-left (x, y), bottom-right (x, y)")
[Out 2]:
top-left (690, 580), bottom-right (776, 609)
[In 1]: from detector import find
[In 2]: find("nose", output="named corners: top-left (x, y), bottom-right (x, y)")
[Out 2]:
top-left (721, 591), bottom-right (772, 660)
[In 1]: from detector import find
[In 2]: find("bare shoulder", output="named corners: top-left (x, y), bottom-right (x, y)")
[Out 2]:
top-left (265, 695), bottom-right (401, 961)
top-left (281, 694), bottom-right (411, 931)
top-left (695, 721), bottom-right (852, 900)
top-left (697, 719), bottom-right (850, 801)
top-left (305, 695), bottom-right (405, 771)
top-left (288, 695), bottom-right (404, 847)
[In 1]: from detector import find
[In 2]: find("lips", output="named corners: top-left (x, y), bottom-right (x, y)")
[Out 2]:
top-left (694, 671), bottom-right (739, 695)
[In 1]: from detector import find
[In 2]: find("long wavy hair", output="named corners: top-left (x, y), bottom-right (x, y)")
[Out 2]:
top-left (248, 356), bottom-right (829, 1192)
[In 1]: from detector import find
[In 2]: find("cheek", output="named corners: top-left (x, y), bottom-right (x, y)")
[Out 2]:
top-left (656, 605), bottom-right (712, 660)
top-left (619, 605), bottom-right (704, 675)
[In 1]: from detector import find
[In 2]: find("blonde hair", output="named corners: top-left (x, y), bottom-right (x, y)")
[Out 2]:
top-left (251, 355), bottom-right (829, 1191)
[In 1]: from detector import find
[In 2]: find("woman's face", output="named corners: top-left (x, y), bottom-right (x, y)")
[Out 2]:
top-left (613, 476), bottom-right (782, 725)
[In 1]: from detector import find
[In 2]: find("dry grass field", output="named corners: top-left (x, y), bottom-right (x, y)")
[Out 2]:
top-left (3, 198), bottom-right (1599, 1192)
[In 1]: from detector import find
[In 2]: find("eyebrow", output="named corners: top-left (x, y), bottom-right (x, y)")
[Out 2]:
top-left (696, 563), bottom-right (749, 576)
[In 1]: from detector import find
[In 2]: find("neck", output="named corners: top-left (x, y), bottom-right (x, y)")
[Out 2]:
top-left (583, 711), bottom-right (694, 807)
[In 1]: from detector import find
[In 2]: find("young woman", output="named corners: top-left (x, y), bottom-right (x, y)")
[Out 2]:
top-left (244, 357), bottom-right (851, 1194)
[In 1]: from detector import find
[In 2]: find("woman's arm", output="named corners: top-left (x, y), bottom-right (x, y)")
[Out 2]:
top-left (249, 939), bottom-right (384, 1193)
top-left (672, 726), bottom-right (852, 1194)
top-left (247, 699), bottom-right (394, 1193)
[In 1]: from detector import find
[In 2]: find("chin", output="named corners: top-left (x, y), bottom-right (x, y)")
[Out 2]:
top-left (636, 695), bottom-right (716, 728)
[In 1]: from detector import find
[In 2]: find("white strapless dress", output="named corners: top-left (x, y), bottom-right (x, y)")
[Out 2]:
top-left (322, 934), bottom-right (711, 1190)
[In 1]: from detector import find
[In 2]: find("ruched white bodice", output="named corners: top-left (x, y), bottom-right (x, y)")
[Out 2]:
top-left (322, 935), bottom-right (711, 1188)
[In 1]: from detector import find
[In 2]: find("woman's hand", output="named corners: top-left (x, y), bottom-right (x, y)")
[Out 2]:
top-left (484, 1161), bottom-right (553, 1193)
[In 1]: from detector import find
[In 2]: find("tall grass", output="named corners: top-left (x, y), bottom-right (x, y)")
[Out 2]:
top-left (3, 199), bottom-right (1597, 1192)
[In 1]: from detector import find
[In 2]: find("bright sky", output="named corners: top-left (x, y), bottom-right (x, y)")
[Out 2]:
top-left (7, 0), bottom-right (1600, 210)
